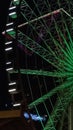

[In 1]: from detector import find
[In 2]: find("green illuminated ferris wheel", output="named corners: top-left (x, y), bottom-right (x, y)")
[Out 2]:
top-left (4, 0), bottom-right (73, 129)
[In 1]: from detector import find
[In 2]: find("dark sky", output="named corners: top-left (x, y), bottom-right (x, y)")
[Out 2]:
top-left (0, 0), bottom-right (58, 110)
top-left (0, 0), bottom-right (11, 108)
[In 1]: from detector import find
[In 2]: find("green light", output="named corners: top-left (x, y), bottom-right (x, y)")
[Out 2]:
top-left (7, 30), bottom-right (16, 35)
top-left (13, 0), bottom-right (20, 5)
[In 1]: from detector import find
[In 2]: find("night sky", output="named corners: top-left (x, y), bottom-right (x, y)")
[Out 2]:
top-left (0, 0), bottom-right (62, 111)
top-left (0, 0), bottom-right (57, 110)
top-left (0, 0), bottom-right (11, 109)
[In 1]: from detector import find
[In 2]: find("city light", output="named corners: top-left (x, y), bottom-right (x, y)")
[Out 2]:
top-left (8, 88), bottom-right (16, 92)
top-left (14, 0), bottom-right (18, 1)
top-left (6, 67), bottom-right (13, 71)
top-left (9, 6), bottom-right (16, 10)
top-left (9, 12), bottom-right (16, 16)
top-left (8, 82), bottom-right (16, 86)
top-left (5, 41), bottom-right (12, 45)
top-left (6, 28), bottom-right (14, 32)
top-left (6, 62), bottom-right (12, 65)
top-left (5, 47), bottom-right (13, 51)
top-left (6, 22), bottom-right (13, 26)
top-left (13, 103), bottom-right (21, 107)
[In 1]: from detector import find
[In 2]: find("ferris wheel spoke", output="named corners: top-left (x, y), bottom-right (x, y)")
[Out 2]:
top-left (9, 69), bottom-right (73, 77)
top-left (17, 31), bottom-right (64, 71)
top-left (28, 80), bottom-right (73, 109)
top-left (8, 27), bottom-right (73, 73)
top-left (44, 88), bottom-right (73, 130)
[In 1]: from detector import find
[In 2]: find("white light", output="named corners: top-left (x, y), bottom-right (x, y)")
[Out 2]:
top-left (8, 88), bottom-right (16, 92)
top-left (6, 62), bottom-right (11, 65)
top-left (6, 28), bottom-right (14, 32)
top-left (6, 67), bottom-right (13, 71)
top-left (5, 47), bottom-right (13, 51)
top-left (6, 22), bottom-right (13, 26)
top-left (14, 0), bottom-right (18, 1)
top-left (9, 6), bottom-right (16, 10)
top-left (13, 103), bottom-right (21, 107)
top-left (9, 82), bottom-right (16, 86)
top-left (9, 12), bottom-right (16, 16)
top-left (5, 41), bottom-right (12, 45)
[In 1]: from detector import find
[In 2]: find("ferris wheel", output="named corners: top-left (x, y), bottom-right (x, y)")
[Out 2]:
top-left (3, 0), bottom-right (73, 129)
